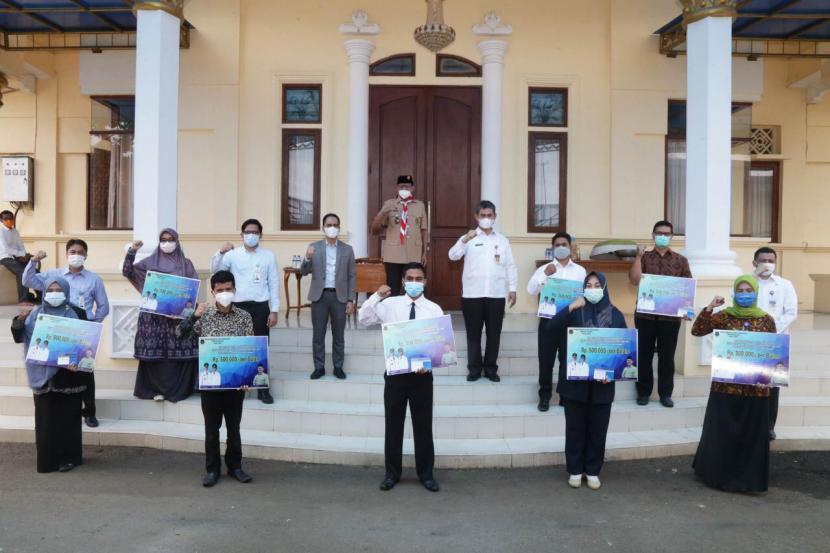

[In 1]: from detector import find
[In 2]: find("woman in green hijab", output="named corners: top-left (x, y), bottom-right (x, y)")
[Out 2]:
top-left (691, 274), bottom-right (777, 492)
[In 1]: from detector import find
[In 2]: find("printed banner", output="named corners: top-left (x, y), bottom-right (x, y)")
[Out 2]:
top-left (711, 330), bottom-right (790, 387)
top-left (140, 271), bottom-right (201, 319)
top-left (537, 278), bottom-right (584, 319)
top-left (381, 315), bottom-right (457, 375)
top-left (198, 336), bottom-right (270, 390)
top-left (636, 274), bottom-right (697, 318)
top-left (566, 327), bottom-right (639, 381)
top-left (25, 314), bottom-right (103, 371)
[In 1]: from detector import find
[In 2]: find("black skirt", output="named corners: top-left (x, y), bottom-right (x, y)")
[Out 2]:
top-left (133, 359), bottom-right (197, 402)
top-left (693, 389), bottom-right (770, 492)
top-left (34, 391), bottom-right (83, 473)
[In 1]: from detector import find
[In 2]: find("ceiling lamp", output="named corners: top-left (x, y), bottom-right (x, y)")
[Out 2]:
top-left (414, 0), bottom-right (455, 53)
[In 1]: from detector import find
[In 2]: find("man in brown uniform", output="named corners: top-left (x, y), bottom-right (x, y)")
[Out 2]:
top-left (371, 175), bottom-right (428, 295)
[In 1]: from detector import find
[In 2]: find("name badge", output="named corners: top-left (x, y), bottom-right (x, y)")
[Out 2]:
top-left (253, 264), bottom-right (263, 284)
top-left (76, 294), bottom-right (86, 310)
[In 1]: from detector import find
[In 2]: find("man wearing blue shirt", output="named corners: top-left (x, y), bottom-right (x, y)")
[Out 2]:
top-left (24, 238), bottom-right (109, 427)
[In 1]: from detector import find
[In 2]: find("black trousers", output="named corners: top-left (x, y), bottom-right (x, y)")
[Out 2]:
top-left (236, 301), bottom-right (270, 337)
top-left (769, 387), bottom-right (779, 432)
top-left (311, 290), bottom-right (347, 372)
top-left (79, 371), bottom-right (96, 417)
top-left (34, 391), bottom-right (83, 473)
top-left (563, 399), bottom-right (612, 476)
top-left (635, 317), bottom-right (681, 399)
top-left (384, 372), bottom-right (434, 482)
top-left (0, 257), bottom-right (29, 302)
top-left (462, 297), bottom-right (505, 376)
top-left (384, 263), bottom-right (405, 296)
top-left (538, 318), bottom-right (560, 401)
top-left (201, 390), bottom-right (245, 474)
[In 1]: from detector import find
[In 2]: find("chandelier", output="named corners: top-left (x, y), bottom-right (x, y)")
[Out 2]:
top-left (414, 0), bottom-right (455, 53)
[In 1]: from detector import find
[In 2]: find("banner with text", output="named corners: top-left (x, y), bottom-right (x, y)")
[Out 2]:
top-left (537, 278), bottom-right (584, 319)
top-left (140, 271), bottom-right (201, 319)
top-left (381, 315), bottom-right (457, 375)
top-left (711, 330), bottom-right (790, 387)
top-left (636, 274), bottom-right (697, 318)
top-left (198, 336), bottom-right (270, 390)
top-left (566, 327), bottom-right (639, 382)
top-left (26, 314), bottom-right (103, 372)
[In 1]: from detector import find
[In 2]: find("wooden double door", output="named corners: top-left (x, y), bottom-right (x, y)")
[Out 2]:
top-left (368, 86), bottom-right (482, 310)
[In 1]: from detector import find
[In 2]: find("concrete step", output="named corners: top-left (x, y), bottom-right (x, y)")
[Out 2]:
top-left (1, 414), bottom-right (828, 468)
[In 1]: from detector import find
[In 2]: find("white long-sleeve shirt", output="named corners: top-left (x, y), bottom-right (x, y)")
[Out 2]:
top-left (0, 226), bottom-right (26, 260)
top-left (526, 258), bottom-right (587, 295)
top-left (358, 293), bottom-right (444, 326)
top-left (211, 246), bottom-right (280, 311)
top-left (447, 229), bottom-right (518, 298)
top-left (757, 274), bottom-right (798, 334)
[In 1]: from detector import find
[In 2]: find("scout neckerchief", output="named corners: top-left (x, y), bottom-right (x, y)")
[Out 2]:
top-left (399, 196), bottom-right (414, 244)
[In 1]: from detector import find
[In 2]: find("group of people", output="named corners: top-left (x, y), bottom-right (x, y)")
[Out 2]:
top-left (9, 172), bottom-right (798, 494)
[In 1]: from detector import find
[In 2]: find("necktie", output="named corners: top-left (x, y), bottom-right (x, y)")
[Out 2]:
top-left (409, 302), bottom-right (416, 320)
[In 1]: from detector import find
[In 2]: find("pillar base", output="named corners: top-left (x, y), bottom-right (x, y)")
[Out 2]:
top-left (683, 248), bottom-right (742, 279)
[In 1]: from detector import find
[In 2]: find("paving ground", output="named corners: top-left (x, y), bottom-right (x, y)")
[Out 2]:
top-left (0, 444), bottom-right (827, 553)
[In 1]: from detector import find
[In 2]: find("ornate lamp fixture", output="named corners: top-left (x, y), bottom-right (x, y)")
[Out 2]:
top-left (414, 0), bottom-right (455, 52)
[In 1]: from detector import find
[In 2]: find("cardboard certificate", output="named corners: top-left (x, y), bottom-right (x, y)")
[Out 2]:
top-left (566, 327), bottom-right (639, 382)
top-left (25, 314), bottom-right (103, 372)
top-left (198, 336), bottom-right (270, 390)
top-left (537, 278), bottom-right (583, 319)
top-left (140, 271), bottom-right (201, 319)
top-left (381, 315), bottom-right (457, 376)
top-left (711, 330), bottom-right (790, 387)
top-left (636, 274), bottom-right (697, 318)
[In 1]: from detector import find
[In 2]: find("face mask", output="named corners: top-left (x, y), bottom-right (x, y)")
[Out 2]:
top-left (2, 220), bottom-right (13, 229)
top-left (584, 288), bottom-right (604, 304)
top-left (553, 246), bottom-right (571, 260)
top-left (243, 233), bottom-right (260, 248)
top-left (478, 218), bottom-right (494, 230)
top-left (324, 227), bottom-right (339, 239)
top-left (44, 292), bottom-right (66, 307)
top-left (754, 262), bottom-right (775, 278)
top-left (654, 235), bottom-right (671, 248)
top-left (159, 242), bottom-right (177, 254)
top-left (404, 281), bottom-right (425, 298)
top-left (67, 254), bottom-right (86, 268)
top-left (215, 291), bottom-right (235, 307)
top-left (734, 291), bottom-right (757, 308)
top-left (398, 189), bottom-right (412, 200)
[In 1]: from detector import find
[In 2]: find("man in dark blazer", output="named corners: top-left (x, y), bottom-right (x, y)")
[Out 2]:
top-left (302, 213), bottom-right (357, 380)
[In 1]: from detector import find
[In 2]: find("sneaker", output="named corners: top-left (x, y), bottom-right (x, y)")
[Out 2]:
top-left (586, 475), bottom-right (601, 490)
top-left (568, 474), bottom-right (582, 488)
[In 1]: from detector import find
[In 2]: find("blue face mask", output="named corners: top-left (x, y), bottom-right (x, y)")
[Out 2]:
top-left (404, 281), bottom-right (425, 298)
top-left (734, 291), bottom-right (757, 307)
top-left (243, 233), bottom-right (260, 248)
top-left (584, 288), bottom-right (604, 304)
top-left (654, 235), bottom-right (671, 248)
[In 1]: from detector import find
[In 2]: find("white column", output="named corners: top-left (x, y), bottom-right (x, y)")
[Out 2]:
top-left (343, 39), bottom-right (374, 258)
top-left (133, 7), bottom-right (181, 250)
top-left (478, 40), bottom-right (508, 208)
top-left (683, 15), bottom-right (741, 277)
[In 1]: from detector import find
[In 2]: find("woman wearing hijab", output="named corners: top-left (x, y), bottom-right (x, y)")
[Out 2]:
top-left (123, 229), bottom-right (199, 402)
top-left (12, 276), bottom-right (85, 473)
top-left (549, 272), bottom-right (627, 490)
top-left (691, 275), bottom-right (776, 493)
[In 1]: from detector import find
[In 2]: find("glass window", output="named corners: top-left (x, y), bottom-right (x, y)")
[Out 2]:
top-left (370, 54), bottom-right (415, 76)
top-left (436, 54), bottom-right (481, 77)
top-left (88, 96), bottom-right (134, 230)
top-left (529, 88), bottom-right (567, 127)
top-left (528, 132), bottom-right (567, 232)
top-left (281, 129), bottom-right (321, 230)
top-left (282, 85), bottom-right (322, 124)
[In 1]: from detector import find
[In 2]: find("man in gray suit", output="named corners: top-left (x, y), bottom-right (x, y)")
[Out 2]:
top-left (302, 213), bottom-right (357, 380)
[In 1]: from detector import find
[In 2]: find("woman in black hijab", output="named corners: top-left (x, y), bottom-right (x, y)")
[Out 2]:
top-left (549, 271), bottom-right (627, 490)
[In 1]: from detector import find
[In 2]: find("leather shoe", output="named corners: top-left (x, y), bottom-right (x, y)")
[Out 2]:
top-left (422, 479), bottom-right (440, 492)
top-left (485, 372), bottom-right (500, 383)
top-left (466, 372), bottom-right (481, 382)
top-left (659, 396), bottom-right (674, 408)
top-left (636, 396), bottom-right (649, 406)
top-left (258, 389), bottom-right (274, 404)
top-left (537, 399), bottom-right (550, 412)
top-left (333, 368), bottom-right (347, 380)
top-left (58, 463), bottom-right (75, 473)
top-left (228, 468), bottom-right (252, 483)
top-left (84, 415), bottom-right (99, 428)
top-left (379, 477), bottom-right (398, 491)
top-left (310, 368), bottom-right (325, 380)
top-left (202, 472), bottom-right (219, 487)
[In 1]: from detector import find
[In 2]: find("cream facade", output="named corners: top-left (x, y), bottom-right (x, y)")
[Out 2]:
top-left (1, 0), bottom-right (830, 372)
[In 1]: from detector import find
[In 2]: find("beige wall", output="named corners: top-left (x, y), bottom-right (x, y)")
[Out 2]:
top-left (1, 0), bottom-right (829, 320)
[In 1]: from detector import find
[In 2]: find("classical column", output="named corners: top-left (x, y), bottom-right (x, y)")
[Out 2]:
top-left (682, 1), bottom-right (741, 277)
top-left (132, 1), bottom-right (182, 249)
top-left (477, 39), bottom-right (509, 208)
top-left (343, 38), bottom-right (375, 258)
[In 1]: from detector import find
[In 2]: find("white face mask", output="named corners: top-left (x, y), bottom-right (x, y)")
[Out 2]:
top-left (755, 262), bottom-right (775, 278)
top-left (478, 217), bottom-right (494, 230)
top-left (67, 254), bottom-right (86, 268)
top-left (215, 291), bottom-right (235, 307)
top-left (553, 246), bottom-right (571, 260)
top-left (44, 291), bottom-right (66, 307)
top-left (324, 226), bottom-right (339, 239)
top-left (243, 233), bottom-right (260, 248)
top-left (398, 189), bottom-right (412, 200)
top-left (159, 241), bottom-right (177, 254)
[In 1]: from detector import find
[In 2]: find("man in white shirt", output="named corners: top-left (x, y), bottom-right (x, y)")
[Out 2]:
top-left (448, 201), bottom-right (518, 383)
top-left (0, 210), bottom-right (35, 303)
top-left (358, 262), bottom-right (441, 493)
top-left (752, 246), bottom-right (798, 441)
top-left (526, 232), bottom-right (587, 411)
top-left (212, 219), bottom-right (280, 383)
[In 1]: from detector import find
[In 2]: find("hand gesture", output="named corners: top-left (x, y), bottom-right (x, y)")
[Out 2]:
top-left (219, 242), bottom-right (234, 254)
top-left (194, 302), bottom-right (208, 317)
top-left (346, 301), bottom-right (356, 315)
top-left (462, 229), bottom-right (477, 243)
top-left (544, 263), bottom-right (557, 276)
top-left (34, 250), bottom-right (47, 262)
top-left (66, 364), bottom-right (78, 373)
top-left (569, 296), bottom-right (586, 312)
top-left (306, 245), bottom-right (316, 259)
top-left (16, 306), bottom-right (33, 320)
top-left (130, 240), bottom-right (144, 253)
top-left (636, 245), bottom-right (645, 259)
top-left (267, 312), bottom-right (278, 328)
top-left (707, 296), bottom-right (726, 311)
top-left (508, 292), bottom-right (517, 308)
top-left (377, 285), bottom-right (392, 299)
